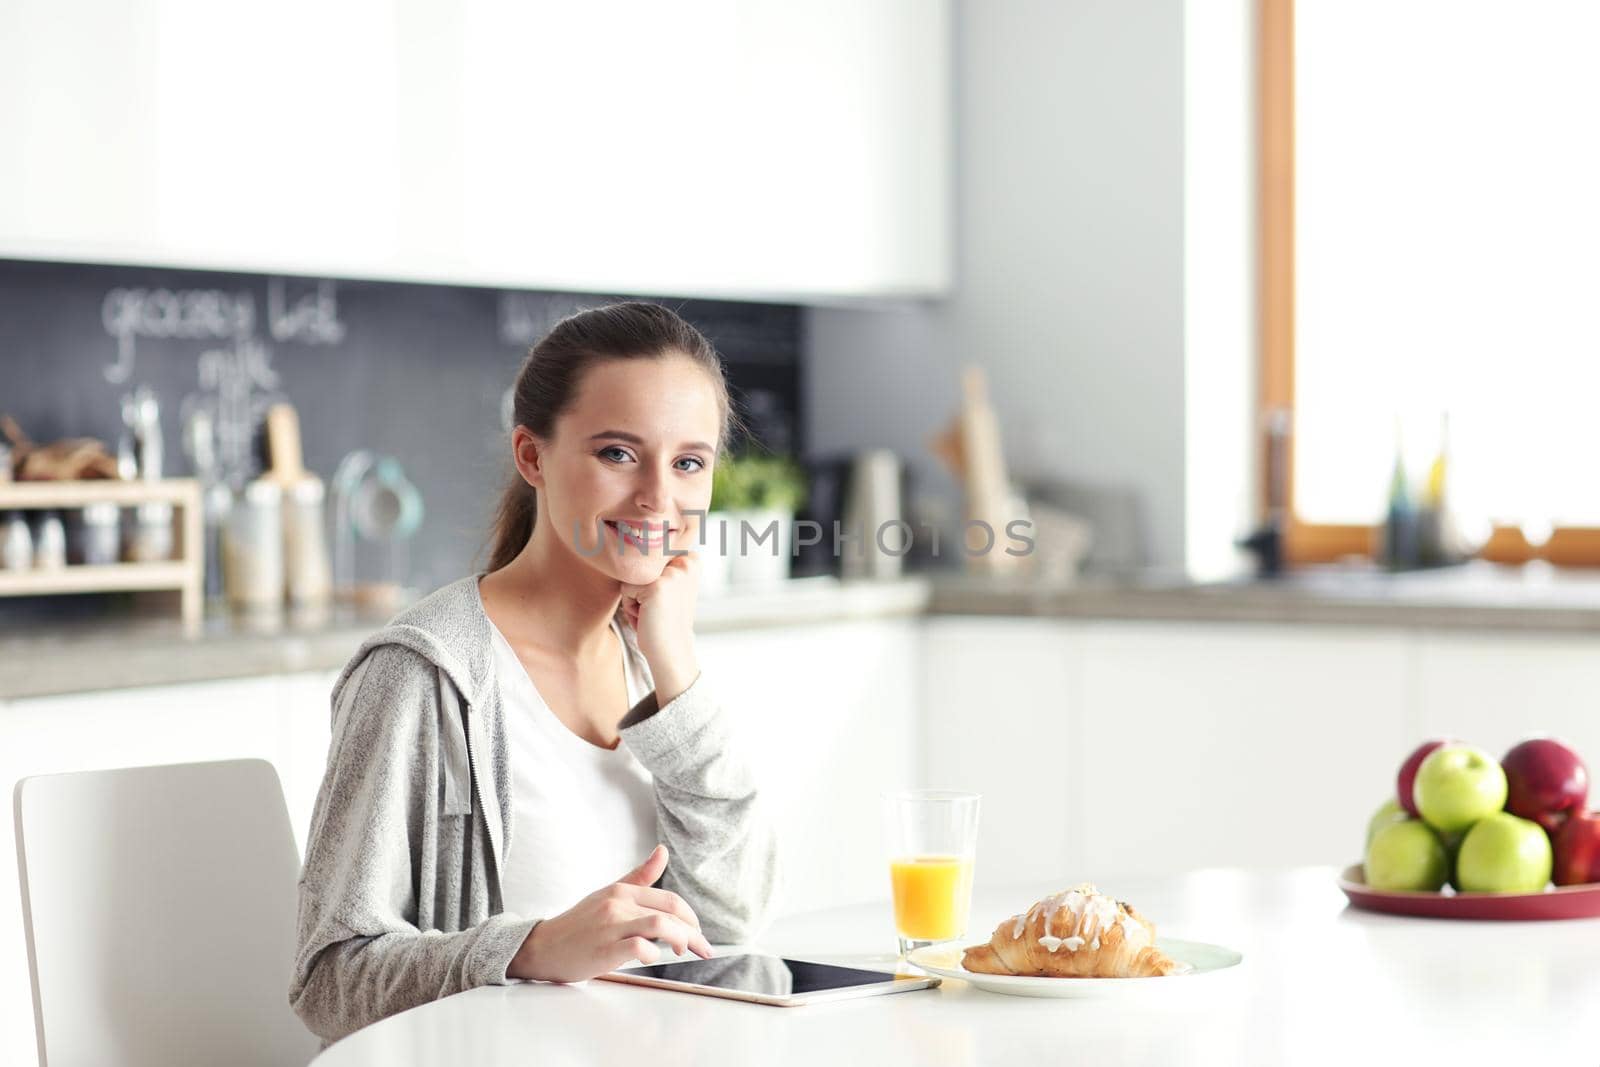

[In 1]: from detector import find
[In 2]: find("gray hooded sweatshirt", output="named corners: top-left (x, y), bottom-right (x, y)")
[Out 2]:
top-left (288, 573), bottom-right (783, 1044)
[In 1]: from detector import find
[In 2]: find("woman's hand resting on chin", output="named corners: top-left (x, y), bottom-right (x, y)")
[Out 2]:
top-left (507, 844), bottom-right (713, 982)
top-left (619, 551), bottom-right (701, 705)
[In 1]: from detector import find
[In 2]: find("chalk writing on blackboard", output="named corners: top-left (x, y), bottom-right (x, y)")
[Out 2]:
top-left (101, 287), bottom-right (254, 383)
top-left (268, 278), bottom-right (346, 346)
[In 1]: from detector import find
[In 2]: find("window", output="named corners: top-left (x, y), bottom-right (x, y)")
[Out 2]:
top-left (1261, 0), bottom-right (1600, 562)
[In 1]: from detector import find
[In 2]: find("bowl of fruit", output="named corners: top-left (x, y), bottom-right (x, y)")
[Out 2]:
top-left (1340, 736), bottom-right (1600, 919)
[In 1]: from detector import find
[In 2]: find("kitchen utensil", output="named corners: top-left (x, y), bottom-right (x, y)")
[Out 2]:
top-left (331, 449), bottom-right (422, 606)
top-left (181, 403), bottom-right (232, 600)
top-left (906, 938), bottom-right (1243, 998)
top-left (841, 449), bottom-right (906, 580)
top-left (264, 403), bottom-right (331, 606)
top-left (1337, 864), bottom-right (1600, 920)
top-left (929, 366), bottom-right (1020, 575)
top-left (121, 384), bottom-right (164, 481)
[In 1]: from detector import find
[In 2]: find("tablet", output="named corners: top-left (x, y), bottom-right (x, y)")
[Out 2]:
top-left (598, 953), bottom-right (940, 1006)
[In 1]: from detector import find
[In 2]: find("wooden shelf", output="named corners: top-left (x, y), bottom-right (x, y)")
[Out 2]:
top-left (0, 479), bottom-right (204, 632)
top-left (0, 561), bottom-right (191, 596)
top-left (0, 478), bottom-right (198, 508)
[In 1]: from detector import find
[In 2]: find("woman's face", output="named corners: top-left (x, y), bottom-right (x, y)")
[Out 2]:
top-left (521, 354), bottom-right (721, 585)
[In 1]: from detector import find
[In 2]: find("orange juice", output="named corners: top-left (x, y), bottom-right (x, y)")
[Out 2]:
top-left (889, 854), bottom-right (974, 940)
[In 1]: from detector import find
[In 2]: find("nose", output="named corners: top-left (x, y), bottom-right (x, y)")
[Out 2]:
top-left (634, 463), bottom-right (672, 518)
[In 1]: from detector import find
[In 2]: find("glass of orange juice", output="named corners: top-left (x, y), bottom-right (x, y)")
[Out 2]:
top-left (882, 789), bottom-right (980, 956)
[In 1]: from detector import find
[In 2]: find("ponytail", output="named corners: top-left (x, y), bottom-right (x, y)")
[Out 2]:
top-left (486, 477), bottom-right (537, 573)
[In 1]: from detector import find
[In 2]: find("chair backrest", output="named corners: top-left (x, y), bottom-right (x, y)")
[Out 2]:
top-left (14, 759), bottom-right (319, 1067)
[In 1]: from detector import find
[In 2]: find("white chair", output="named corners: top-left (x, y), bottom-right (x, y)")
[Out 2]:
top-left (13, 759), bottom-right (320, 1067)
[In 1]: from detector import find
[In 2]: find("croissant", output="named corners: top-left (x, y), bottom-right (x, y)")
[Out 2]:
top-left (961, 883), bottom-right (1188, 978)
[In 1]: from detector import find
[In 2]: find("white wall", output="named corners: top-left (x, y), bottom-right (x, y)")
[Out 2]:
top-left (805, 0), bottom-right (1188, 566)
top-left (1183, 0), bottom-right (1257, 580)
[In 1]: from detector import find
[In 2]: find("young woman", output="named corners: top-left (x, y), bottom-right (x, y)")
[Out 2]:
top-left (290, 302), bottom-right (782, 1044)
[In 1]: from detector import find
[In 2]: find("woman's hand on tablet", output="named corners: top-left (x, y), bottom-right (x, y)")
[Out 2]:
top-left (507, 844), bottom-right (713, 983)
top-left (618, 551), bottom-right (701, 705)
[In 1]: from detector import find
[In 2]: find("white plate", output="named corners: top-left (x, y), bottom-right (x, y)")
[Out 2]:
top-left (905, 938), bottom-right (1243, 998)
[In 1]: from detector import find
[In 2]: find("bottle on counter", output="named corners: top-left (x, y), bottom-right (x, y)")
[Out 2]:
top-left (1381, 417), bottom-right (1419, 570)
top-left (1416, 413), bottom-right (1450, 567)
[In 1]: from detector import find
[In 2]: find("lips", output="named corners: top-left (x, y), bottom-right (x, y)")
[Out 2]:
top-left (603, 519), bottom-right (676, 549)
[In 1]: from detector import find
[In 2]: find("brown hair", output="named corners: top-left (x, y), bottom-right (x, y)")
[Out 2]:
top-left (484, 301), bottom-right (738, 572)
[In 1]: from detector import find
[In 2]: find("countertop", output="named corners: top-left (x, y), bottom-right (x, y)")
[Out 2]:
top-left (0, 576), bottom-right (933, 700)
top-left (933, 559), bottom-right (1600, 633)
top-left (8, 561), bottom-right (1600, 700)
top-left (310, 867), bottom-right (1600, 1066)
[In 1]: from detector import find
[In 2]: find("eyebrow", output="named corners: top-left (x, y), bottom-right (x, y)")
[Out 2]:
top-left (588, 429), bottom-right (715, 453)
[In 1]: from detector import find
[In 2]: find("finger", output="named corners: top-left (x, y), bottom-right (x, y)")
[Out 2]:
top-left (615, 936), bottom-right (660, 969)
top-left (621, 912), bottom-right (706, 958)
top-left (617, 884), bottom-right (703, 930)
top-left (619, 844), bottom-right (668, 887)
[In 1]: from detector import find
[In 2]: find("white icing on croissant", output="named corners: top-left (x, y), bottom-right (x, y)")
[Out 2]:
top-left (1009, 883), bottom-right (1149, 954)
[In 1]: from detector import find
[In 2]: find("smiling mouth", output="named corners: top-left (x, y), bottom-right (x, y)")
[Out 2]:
top-left (603, 519), bottom-right (677, 548)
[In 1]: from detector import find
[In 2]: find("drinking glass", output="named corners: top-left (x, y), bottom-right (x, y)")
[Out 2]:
top-left (882, 789), bottom-right (980, 956)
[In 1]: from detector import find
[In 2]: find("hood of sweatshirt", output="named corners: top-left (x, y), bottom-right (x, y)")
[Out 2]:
top-left (329, 571), bottom-right (645, 713)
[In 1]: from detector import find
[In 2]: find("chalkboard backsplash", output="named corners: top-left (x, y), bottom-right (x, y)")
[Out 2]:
top-left (0, 258), bottom-right (802, 601)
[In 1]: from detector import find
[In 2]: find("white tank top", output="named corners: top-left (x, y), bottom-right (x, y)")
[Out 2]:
top-left (488, 613), bottom-right (659, 920)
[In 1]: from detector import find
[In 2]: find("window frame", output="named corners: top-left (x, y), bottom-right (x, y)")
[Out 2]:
top-left (1255, 0), bottom-right (1586, 566)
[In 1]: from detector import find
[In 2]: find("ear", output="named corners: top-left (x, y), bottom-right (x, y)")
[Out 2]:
top-left (510, 426), bottom-right (547, 490)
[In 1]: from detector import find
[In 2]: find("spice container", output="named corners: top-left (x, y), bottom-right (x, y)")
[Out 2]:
top-left (223, 480), bottom-right (284, 612)
top-left (1, 511), bottom-right (31, 570)
top-left (32, 511), bottom-right (66, 569)
top-left (73, 502), bottom-right (122, 565)
top-left (126, 501), bottom-right (175, 562)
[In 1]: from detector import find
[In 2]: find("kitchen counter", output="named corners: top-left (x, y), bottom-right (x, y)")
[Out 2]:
top-left (932, 559), bottom-right (1600, 633)
top-left (0, 576), bottom-right (933, 700)
top-left (9, 561), bottom-right (1600, 700)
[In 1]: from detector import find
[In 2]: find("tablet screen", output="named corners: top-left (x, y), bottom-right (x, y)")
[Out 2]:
top-left (618, 954), bottom-right (915, 997)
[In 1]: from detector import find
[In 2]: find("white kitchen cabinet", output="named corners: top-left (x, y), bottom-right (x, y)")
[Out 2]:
top-left (0, 0), bottom-right (950, 301)
top-left (921, 617), bottom-right (1084, 892)
top-left (1076, 621), bottom-right (1413, 880)
top-left (699, 618), bottom-right (921, 917)
top-left (1414, 631), bottom-right (1600, 762)
top-left (918, 617), bottom-right (1418, 888)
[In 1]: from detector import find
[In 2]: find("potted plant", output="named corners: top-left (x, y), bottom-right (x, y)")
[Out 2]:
top-left (701, 453), bottom-right (808, 591)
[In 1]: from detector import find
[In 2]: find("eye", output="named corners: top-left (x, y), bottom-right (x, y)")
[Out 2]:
top-left (675, 456), bottom-right (707, 473)
top-left (597, 446), bottom-right (634, 463)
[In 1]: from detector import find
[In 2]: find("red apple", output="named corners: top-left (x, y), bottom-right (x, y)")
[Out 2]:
top-left (1553, 810), bottom-right (1600, 886)
top-left (1397, 739), bottom-right (1452, 817)
top-left (1502, 737), bottom-right (1589, 833)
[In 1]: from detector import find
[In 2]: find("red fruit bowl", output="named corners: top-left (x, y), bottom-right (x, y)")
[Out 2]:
top-left (1338, 864), bottom-right (1600, 920)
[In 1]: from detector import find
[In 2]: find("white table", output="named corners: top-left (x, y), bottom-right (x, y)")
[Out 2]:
top-left (312, 868), bottom-right (1600, 1065)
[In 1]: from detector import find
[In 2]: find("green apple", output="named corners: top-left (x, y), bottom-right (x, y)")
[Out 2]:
top-left (1413, 745), bottom-right (1508, 833)
top-left (1365, 818), bottom-right (1449, 892)
top-left (1456, 812), bottom-right (1553, 893)
top-left (1366, 798), bottom-right (1409, 848)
